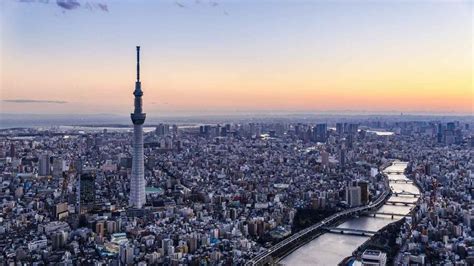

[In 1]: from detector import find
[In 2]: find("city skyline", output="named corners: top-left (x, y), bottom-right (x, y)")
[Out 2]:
top-left (0, 2), bottom-right (473, 264)
top-left (1, 0), bottom-right (472, 115)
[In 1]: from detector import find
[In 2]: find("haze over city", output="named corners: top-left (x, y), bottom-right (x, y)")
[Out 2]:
top-left (1, 0), bottom-right (472, 116)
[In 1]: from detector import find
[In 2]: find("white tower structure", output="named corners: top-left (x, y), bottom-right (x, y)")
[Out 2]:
top-left (129, 46), bottom-right (146, 208)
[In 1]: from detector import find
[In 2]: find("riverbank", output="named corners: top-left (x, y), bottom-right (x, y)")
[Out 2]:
top-left (281, 161), bottom-right (419, 265)
top-left (340, 218), bottom-right (406, 265)
top-left (292, 208), bottom-right (339, 233)
top-left (274, 172), bottom-right (392, 265)
top-left (339, 162), bottom-right (423, 265)
top-left (392, 168), bottom-right (426, 265)
top-left (247, 184), bottom-right (391, 265)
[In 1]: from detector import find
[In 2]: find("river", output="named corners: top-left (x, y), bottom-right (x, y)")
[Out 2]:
top-left (281, 161), bottom-right (419, 265)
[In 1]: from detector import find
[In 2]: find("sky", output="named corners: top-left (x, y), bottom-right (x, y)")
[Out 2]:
top-left (1, 0), bottom-right (472, 116)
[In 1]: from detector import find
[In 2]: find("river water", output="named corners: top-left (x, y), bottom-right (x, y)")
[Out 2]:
top-left (281, 161), bottom-right (419, 265)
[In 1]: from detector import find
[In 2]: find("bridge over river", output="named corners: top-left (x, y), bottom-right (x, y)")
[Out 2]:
top-left (322, 227), bottom-right (378, 236)
top-left (245, 189), bottom-right (391, 265)
top-left (389, 179), bottom-right (414, 184)
top-left (248, 161), bottom-right (420, 266)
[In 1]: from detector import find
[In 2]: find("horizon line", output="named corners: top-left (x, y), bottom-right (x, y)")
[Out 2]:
top-left (1, 111), bottom-right (472, 117)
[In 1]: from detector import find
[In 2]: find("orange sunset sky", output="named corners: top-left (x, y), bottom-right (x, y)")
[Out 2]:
top-left (1, 0), bottom-right (472, 115)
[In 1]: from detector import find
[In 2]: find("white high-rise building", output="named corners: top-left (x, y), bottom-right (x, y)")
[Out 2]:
top-left (129, 46), bottom-right (146, 209)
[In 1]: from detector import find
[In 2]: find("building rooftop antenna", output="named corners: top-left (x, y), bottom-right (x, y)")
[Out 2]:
top-left (136, 46), bottom-right (140, 82)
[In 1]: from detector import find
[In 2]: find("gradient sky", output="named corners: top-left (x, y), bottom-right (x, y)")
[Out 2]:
top-left (1, 0), bottom-right (472, 115)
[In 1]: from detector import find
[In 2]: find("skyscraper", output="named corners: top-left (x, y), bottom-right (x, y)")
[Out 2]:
top-left (38, 154), bottom-right (50, 176)
top-left (129, 46), bottom-right (146, 209)
top-left (336, 123), bottom-right (343, 136)
top-left (52, 157), bottom-right (63, 179)
top-left (120, 243), bottom-right (135, 265)
top-left (9, 143), bottom-right (15, 158)
top-left (348, 123), bottom-right (359, 135)
top-left (314, 123), bottom-right (327, 143)
top-left (155, 123), bottom-right (170, 136)
top-left (339, 149), bottom-right (346, 170)
top-left (79, 172), bottom-right (95, 214)
top-left (345, 184), bottom-right (361, 207)
top-left (358, 180), bottom-right (369, 205)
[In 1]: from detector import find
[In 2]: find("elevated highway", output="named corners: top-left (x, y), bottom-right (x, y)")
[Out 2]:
top-left (245, 189), bottom-right (391, 266)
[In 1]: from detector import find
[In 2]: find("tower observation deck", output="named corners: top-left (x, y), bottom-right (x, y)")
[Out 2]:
top-left (129, 46), bottom-right (146, 208)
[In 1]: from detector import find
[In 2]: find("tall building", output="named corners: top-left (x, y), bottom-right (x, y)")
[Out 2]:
top-left (129, 46), bottom-right (146, 209)
top-left (358, 180), bottom-right (369, 205)
top-left (38, 154), bottom-right (51, 176)
top-left (314, 123), bottom-right (328, 143)
top-left (9, 143), bottom-right (15, 158)
top-left (162, 238), bottom-right (173, 256)
top-left (339, 149), bottom-right (346, 169)
top-left (156, 123), bottom-right (170, 136)
top-left (52, 157), bottom-right (64, 179)
top-left (437, 123), bottom-right (444, 143)
top-left (79, 173), bottom-right (95, 214)
top-left (348, 123), bottom-right (359, 135)
top-left (346, 134), bottom-right (354, 149)
top-left (120, 243), bottom-right (135, 265)
top-left (336, 123), bottom-right (343, 136)
top-left (74, 158), bottom-right (83, 174)
top-left (446, 122), bottom-right (456, 131)
top-left (346, 185), bottom-right (361, 207)
top-left (52, 230), bottom-right (68, 250)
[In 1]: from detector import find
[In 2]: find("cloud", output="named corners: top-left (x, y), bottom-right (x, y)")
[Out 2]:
top-left (3, 99), bottom-right (68, 104)
top-left (56, 0), bottom-right (80, 10)
top-left (97, 3), bottom-right (108, 12)
top-left (16, 0), bottom-right (108, 12)
top-left (175, 1), bottom-right (186, 8)
top-left (17, 0), bottom-right (50, 3)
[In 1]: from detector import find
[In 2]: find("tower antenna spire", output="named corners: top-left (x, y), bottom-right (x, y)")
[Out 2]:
top-left (130, 45), bottom-right (146, 209)
top-left (136, 46), bottom-right (140, 82)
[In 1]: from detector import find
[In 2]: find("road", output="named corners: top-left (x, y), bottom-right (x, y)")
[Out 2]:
top-left (246, 188), bottom-right (391, 266)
